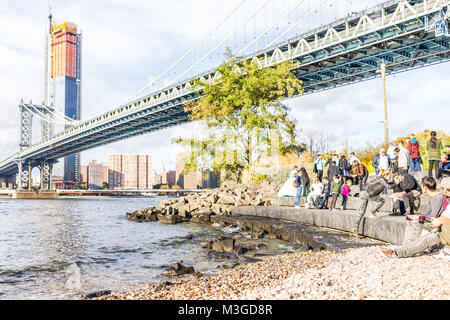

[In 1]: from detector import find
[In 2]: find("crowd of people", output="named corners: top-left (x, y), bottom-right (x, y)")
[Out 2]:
top-left (276, 131), bottom-right (450, 260)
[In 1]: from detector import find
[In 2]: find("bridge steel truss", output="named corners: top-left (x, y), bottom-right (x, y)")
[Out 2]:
top-left (0, 0), bottom-right (449, 186)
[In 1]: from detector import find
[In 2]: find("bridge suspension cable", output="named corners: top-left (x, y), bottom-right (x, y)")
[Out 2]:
top-left (262, 0), bottom-right (330, 50)
top-left (41, 104), bottom-right (78, 124)
top-left (21, 103), bottom-right (77, 126)
top-left (120, 0), bottom-right (249, 105)
top-left (236, 0), bottom-right (308, 56)
top-left (167, 0), bottom-right (274, 86)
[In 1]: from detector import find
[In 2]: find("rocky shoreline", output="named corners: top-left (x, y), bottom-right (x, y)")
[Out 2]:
top-left (125, 180), bottom-right (279, 224)
top-left (91, 181), bottom-right (449, 300)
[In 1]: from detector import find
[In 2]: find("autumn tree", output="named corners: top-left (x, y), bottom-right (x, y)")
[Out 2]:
top-left (173, 53), bottom-right (305, 181)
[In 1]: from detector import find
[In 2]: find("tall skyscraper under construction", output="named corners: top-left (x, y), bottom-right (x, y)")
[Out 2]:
top-left (44, 13), bottom-right (82, 185)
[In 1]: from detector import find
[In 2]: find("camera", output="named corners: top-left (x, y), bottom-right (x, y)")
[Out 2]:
top-left (418, 216), bottom-right (432, 224)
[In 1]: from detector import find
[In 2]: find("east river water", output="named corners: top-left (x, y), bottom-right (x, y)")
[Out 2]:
top-left (0, 197), bottom-right (296, 300)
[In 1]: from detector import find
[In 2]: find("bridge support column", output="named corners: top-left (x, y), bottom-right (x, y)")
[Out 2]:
top-left (17, 161), bottom-right (31, 190)
top-left (40, 161), bottom-right (53, 191)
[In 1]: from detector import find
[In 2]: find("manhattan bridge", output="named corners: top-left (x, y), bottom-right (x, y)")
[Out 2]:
top-left (0, 0), bottom-right (449, 192)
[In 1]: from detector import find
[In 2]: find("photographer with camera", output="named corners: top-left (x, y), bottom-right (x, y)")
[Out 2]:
top-left (380, 178), bottom-right (450, 259)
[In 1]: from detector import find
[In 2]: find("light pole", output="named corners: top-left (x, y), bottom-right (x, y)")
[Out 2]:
top-left (381, 60), bottom-right (389, 148)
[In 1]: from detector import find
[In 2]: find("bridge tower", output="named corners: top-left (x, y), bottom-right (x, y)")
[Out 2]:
top-left (17, 100), bottom-right (56, 190)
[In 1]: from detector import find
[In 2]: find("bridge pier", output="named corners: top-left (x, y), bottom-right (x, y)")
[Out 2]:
top-left (40, 161), bottom-right (54, 191)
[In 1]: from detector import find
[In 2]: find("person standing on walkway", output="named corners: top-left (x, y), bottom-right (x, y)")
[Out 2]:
top-left (314, 155), bottom-right (325, 182)
top-left (372, 148), bottom-right (392, 176)
top-left (351, 170), bottom-right (396, 236)
top-left (397, 141), bottom-right (411, 173)
top-left (294, 170), bottom-right (303, 209)
top-left (300, 167), bottom-right (310, 197)
top-left (338, 155), bottom-right (351, 184)
top-left (408, 134), bottom-right (422, 173)
top-left (329, 175), bottom-right (342, 212)
top-left (327, 161), bottom-right (340, 182)
top-left (340, 179), bottom-right (352, 210)
top-left (349, 152), bottom-right (361, 166)
top-left (427, 131), bottom-right (443, 179)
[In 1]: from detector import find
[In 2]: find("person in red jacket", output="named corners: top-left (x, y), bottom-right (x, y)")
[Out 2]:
top-left (408, 134), bottom-right (422, 172)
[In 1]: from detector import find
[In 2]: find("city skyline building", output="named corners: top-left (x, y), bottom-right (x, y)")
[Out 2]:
top-left (45, 12), bottom-right (82, 185)
top-left (80, 161), bottom-right (109, 190)
top-left (108, 154), bottom-right (152, 190)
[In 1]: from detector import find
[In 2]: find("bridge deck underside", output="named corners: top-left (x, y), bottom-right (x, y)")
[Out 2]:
top-left (294, 30), bottom-right (449, 94)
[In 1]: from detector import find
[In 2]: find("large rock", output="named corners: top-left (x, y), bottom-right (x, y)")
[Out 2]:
top-left (157, 214), bottom-right (183, 224)
top-left (190, 210), bottom-right (213, 223)
top-left (161, 262), bottom-right (195, 277)
top-left (218, 194), bottom-right (236, 206)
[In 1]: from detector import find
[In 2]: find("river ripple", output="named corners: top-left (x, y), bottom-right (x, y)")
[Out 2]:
top-left (0, 197), bottom-right (233, 300)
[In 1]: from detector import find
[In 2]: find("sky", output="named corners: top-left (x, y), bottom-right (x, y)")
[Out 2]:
top-left (0, 0), bottom-right (449, 176)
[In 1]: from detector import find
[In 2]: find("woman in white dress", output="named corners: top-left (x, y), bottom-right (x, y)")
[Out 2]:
top-left (278, 166), bottom-right (299, 197)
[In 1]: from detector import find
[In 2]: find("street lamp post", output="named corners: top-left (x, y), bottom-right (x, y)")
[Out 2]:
top-left (381, 61), bottom-right (389, 148)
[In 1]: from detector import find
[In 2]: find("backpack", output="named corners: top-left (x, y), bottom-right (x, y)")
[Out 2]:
top-left (365, 177), bottom-right (386, 198)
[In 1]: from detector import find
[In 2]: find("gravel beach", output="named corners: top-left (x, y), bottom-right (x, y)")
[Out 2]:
top-left (101, 246), bottom-right (449, 300)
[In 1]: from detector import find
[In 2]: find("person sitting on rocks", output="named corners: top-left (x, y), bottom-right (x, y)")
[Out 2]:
top-left (316, 177), bottom-right (331, 209)
top-left (380, 178), bottom-right (450, 260)
top-left (439, 145), bottom-right (450, 178)
top-left (307, 178), bottom-right (323, 209)
top-left (392, 171), bottom-right (422, 215)
top-left (399, 177), bottom-right (444, 248)
top-left (351, 169), bottom-right (397, 236)
top-left (351, 160), bottom-right (369, 194)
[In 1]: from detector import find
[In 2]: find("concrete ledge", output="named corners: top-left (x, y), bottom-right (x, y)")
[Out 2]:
top-left (13, 191), bottom-right (59, 199)
top-left (272, 195), bottom-right (427, 215)
top-left (232, 206), bottom-right (408, 245)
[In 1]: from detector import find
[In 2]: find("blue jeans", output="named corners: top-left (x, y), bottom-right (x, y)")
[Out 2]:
top-left (409, 158), bottom-right (421, 172)
top-left (440, 163), bottom-right (450, 177)
top-left (295, 186), bottom-right (302, 207)
top-left (318, 193), bottom-right (331, 208)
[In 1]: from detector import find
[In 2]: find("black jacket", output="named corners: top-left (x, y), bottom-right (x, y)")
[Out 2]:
top-left (393, 172), bottom-right (422, 194)
top-left (301, 171), bottom-right (310, 186)
top-left (365, 176), bottom-right (395, 198)
top-left (327, 165), bottom-right (340, 180)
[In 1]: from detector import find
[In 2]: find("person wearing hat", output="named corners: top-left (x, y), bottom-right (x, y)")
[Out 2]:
top-left (380, 177), bottom-right (450, 259)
